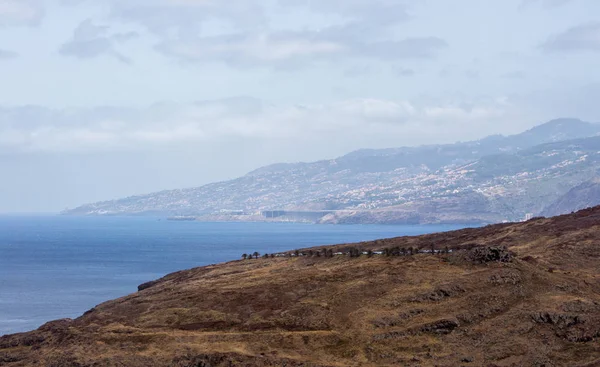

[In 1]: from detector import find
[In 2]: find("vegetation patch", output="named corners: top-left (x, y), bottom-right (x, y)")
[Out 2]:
top-left (466, 245), bottom-right (512, 264)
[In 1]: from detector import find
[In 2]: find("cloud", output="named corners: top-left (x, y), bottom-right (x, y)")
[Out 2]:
top-left (0, 0), bottom-right (43, 27)
top-left (156, 32), bottom-right (345, 67)
top-left (542, 22), bottom-right (600, 52)
top-left (283, 0), bottom-right (410, 24)
top-left (60, 19), bottom-right (138, 63)
top-left (65, 0), bottom-right (442, 68)
top-left (343, 64), bottom-right (375, 77)
top-left (0, 48), bottom-right (17, 59)
top-left (521, 0), bottom-right (574, 8)
top-left (156, 29), bottom-right (447, 67)
top-left (108, 0), bottom-right (267, 35)
top-left (393, 67), bottom-right (415, 77)
top-left (106, 0), bottom-right (408, 35)
top-left (464, 69), bottom-right (480, 79)
top-left (0, 96), bottom-right (530, 154)
top-left (502, 71), bottom-right (526, 79)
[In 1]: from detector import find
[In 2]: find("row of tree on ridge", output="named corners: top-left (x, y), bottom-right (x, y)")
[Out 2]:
top-left (242, 244), bottom-right (453, 260)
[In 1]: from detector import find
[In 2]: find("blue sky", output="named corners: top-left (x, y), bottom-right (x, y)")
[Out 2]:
top-left (1, 0), bottom-right (600, 212)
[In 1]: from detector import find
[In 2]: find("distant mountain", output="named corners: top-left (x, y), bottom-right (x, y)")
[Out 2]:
top-left (542, 178), bottom-right (600, 217)
top-left (241, 118), bottom-right (600, 177)
top-left (509, 117), bottom-right (600, 145)
top-left (344, 118), bottom-right (599, 166)
top-left (64, 118), bottom-right (600, 224)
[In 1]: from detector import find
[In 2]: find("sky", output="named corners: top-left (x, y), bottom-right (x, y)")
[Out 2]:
top-left (1, 0), bottom-right (600, 212)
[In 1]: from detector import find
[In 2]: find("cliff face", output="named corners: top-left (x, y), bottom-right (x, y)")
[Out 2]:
top-left (542, 178), bottom-right (600, 217)
top-left (2, 208), bottom-right (600, 366)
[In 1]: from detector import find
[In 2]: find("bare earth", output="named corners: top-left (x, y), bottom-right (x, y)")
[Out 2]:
top-left (1, 208), bottom-right (600, 366)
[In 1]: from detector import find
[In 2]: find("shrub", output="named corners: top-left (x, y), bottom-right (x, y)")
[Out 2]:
top-left (466, 246), bottom-right (512, 264)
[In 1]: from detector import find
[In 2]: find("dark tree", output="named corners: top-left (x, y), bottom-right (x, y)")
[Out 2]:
top-left (271, 254), bottom-right (275, 258)
top-left (409, 247), bottom-right (414, 255)
top-left (431, 243), bottom-right (435, 255)
top-left (253, 252), bottom-right (260, 259)
top-left (242, 254), bottom-right (248, 260)
top-left (308, 250), bottom-right (314, 257)
top-left (445, 246), bottom-right (450, 254)
top-left (294, 250), bottom-right (300, 257)
top-left (367, 249), bottom-right (374, 258)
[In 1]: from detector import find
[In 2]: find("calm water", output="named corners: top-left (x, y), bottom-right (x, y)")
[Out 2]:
top-left (0, 216), bottom-right (467, 335)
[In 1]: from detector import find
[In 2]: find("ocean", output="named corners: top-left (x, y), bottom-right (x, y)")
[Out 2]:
top-left (0, 215), bottom-right (468, 335)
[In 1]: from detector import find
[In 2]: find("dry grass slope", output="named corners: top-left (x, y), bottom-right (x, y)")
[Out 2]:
top-left (1, 208), bottom-right (600, 366)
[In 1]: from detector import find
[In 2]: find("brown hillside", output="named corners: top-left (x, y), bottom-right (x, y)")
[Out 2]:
top-left (1, 208), bottom-right (600, 366)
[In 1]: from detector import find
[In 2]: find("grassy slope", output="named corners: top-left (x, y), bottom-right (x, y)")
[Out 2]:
top-left (1, 209), bottom-right (600, 366)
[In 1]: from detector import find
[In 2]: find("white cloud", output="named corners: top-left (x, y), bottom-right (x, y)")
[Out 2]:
top-left (60, 19), bottom-right (138, 63)
top-left (0, 0), bottom-right (43, 27)
top-left (393, 67), bottom-right (416, 77)
top-left (0, 48), bottom-right (17, 58)
top-left (63, 0), bottom-right (442, 67)
top-left (102, 0), bottom-right (409, 34)
top-left (108, 0), bottom-right (267, 34)
top-left (156, 29), bottom-right (446, 67)
top-left (0, 97), bottom-right (531, 154)
top-left (157, 32), bottom-right (345, 66)
top-left (542, 22), bottom-right (600, 52)
top-left (521, 0), bottom-right (575, 8)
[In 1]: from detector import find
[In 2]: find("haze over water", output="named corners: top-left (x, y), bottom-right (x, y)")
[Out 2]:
top-left (0, 216), bottom-right (468, 335)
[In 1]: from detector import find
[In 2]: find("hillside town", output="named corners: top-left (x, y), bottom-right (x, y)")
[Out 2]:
top-left (67, 136), bottom-right (600, 224)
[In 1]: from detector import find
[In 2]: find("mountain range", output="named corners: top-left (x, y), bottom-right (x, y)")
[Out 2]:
top-left (65, 118), bottom-right (600, 224)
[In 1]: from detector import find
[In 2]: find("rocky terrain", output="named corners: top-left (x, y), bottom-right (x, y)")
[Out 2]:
top-left (2, 207), bottom-right (600, 366)
top-left (63, 118), bottom-right (600, 224)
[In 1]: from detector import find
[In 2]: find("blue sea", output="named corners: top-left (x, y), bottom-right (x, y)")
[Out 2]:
top-left (0, 216), bottom-right (467, 335)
